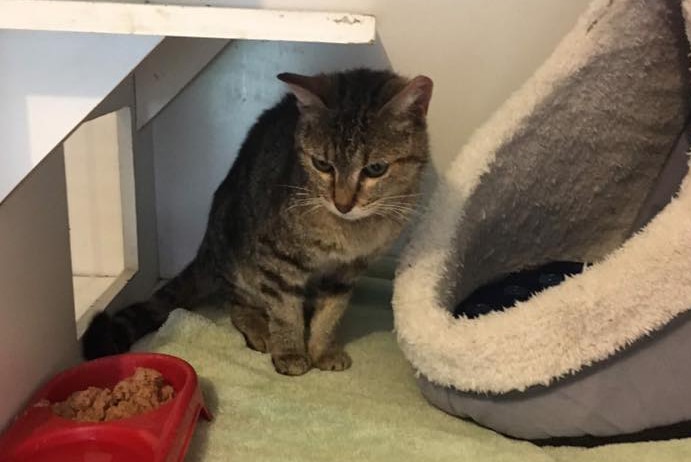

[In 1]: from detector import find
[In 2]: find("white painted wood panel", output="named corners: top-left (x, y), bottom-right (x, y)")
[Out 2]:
top-left (64, 111), bottom-right (127, 277)
top-left (0, 148), bottom-right (80, 431)
top-left (116, 109), bottom-right (139, 272)
top-left (81, 76), bottom-right (163, 330)
top-left (63, 108), bottom-right (139, 333)
top-left (0, 30), bottom-right (160, 202)
top-left (135, 37), bottom-right (229, 128)
top-left (0, 1), bottom-right (375, 44)
top-left (73, 269), bottom-right (137, 337)
top-left (73, 275), bottom-right (118, 321)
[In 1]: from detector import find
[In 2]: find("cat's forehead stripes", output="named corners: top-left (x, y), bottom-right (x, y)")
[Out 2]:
top-left (323, 73), bottom-right (399, 160)
top-left (328, 116), bottom-right (369, 169)
top-left (328, 71), bottom-right (396, 110)
top-left (298, 70), bottom-right (414, 172)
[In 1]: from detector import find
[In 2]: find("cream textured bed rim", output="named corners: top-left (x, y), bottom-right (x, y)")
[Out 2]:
top-left (392, 0), bottom-right (691, 394)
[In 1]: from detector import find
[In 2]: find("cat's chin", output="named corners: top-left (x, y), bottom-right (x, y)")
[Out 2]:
top-left (336, 212), bottom-right (369, 221)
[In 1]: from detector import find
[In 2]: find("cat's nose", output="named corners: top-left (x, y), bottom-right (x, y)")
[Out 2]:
top-left (334, 201), bottom-right (354, 214)
top-left (333, 180), bottom-right (356, 214)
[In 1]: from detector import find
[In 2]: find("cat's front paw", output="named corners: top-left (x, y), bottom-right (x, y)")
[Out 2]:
top-left (272, 352), bottom-right (312, 376)
top-left (313, 349), bottom-right (352, 372)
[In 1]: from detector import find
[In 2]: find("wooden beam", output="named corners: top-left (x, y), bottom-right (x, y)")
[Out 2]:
top-left (0, 1), bottom-right (375, 44)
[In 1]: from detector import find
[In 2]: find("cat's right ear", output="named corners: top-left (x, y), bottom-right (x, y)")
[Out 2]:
top-left (277, 73), bottom-right (328, 112)
top-left (380, 75), bottom-right (434, 118)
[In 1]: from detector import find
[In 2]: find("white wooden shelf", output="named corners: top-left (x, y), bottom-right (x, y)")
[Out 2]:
top-left (0, 0), bottom-right (375, 44)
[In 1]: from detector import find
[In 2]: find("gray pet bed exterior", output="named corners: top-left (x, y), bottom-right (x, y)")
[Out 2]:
top-left (393, 0), bottom-right (691, 442)
top-left (418, 309), bottom-right (691, 441)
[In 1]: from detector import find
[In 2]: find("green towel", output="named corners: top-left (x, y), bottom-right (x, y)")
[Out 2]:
top-left (134, 278), bottom-right (691, 462)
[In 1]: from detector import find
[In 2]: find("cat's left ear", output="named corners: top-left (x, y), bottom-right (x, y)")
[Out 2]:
top-left (381, 75), bottom-right (434, 117)
top-left (277, 73), bottom-right (329, 112)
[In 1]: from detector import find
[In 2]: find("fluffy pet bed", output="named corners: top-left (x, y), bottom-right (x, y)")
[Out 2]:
top-left (393, 0), bottom-right (691, 443)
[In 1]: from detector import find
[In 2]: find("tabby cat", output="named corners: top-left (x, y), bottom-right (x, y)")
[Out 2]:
top-left (83, 68), bottom-right (433, 376)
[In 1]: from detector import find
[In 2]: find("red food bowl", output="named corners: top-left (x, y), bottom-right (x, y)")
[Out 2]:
top-left (0, 353), bottom-right (211, 462)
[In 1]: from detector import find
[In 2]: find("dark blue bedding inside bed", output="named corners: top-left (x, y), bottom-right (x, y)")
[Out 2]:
top-left (454, 261), bottom-right (586, 319)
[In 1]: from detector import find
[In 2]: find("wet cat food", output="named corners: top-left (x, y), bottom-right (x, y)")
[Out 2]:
top-left (47, 367), bottom-right (174, 422)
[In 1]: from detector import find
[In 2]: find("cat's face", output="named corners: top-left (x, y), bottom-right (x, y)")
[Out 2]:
top-left (280, 71), bottom-right (433, 222)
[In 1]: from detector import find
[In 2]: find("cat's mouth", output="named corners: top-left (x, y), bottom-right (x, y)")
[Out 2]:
top-left (322, 199), bottom-right (373, 221)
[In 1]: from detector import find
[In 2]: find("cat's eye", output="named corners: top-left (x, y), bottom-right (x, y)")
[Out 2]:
top-left (311, 157), bottom-right (333, 173)
top-left (362, 161), bottom-right (389, 178)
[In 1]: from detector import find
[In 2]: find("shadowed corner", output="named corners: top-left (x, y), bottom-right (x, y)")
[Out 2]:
top-left (340, 275), bottom-right (396, 345)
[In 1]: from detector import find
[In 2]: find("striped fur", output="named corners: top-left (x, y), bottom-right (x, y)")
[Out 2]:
top-left (83, 68), bottom-right (433, 375)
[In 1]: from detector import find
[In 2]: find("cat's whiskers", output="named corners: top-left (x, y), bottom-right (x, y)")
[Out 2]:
top-left (279, 185), bottom-right (319, 210)
top-left (381, 208), bottom-right (410, 221)
top-left (285, 197), bottom-right (322, 213)
top-left (378, 206), bottom-right (420, 219)
top-left (373, 209), bottom-right (408, 225)
top-left (300, 203), bottom-right (325, 218)
top-left (277, 184), bottom-right (310, 190)
top-left (369, 197), bottom-right (421, 222)
top-left (378, 193), bottom-right (423, 201)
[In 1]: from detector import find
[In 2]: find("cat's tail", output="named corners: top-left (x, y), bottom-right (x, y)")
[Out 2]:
top-left (82, 259), bottom-right (214, 359)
